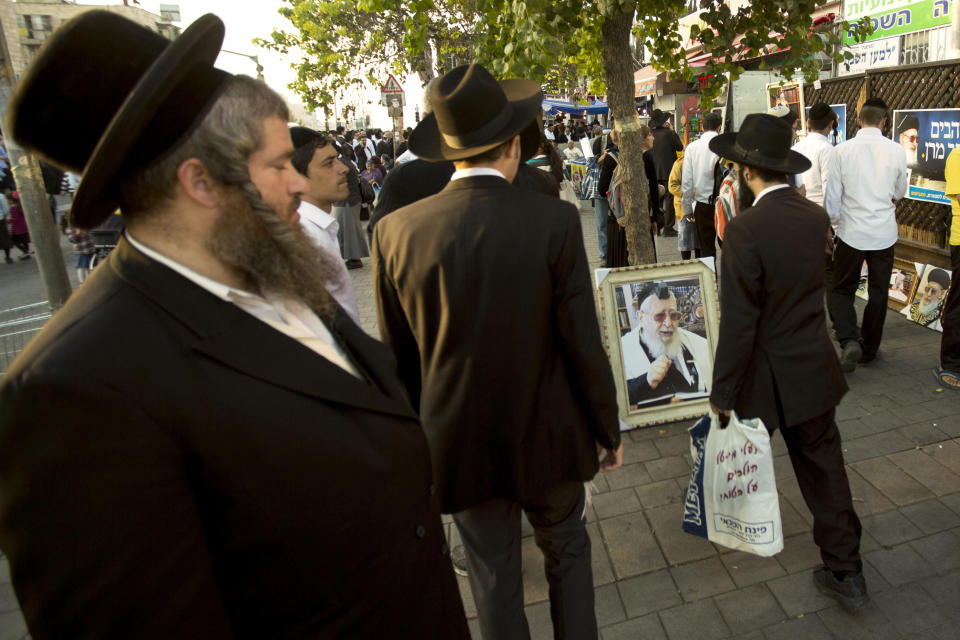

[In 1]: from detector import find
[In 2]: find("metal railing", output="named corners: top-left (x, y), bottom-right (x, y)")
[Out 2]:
top-left (0, 301), bottom-right (50, 375)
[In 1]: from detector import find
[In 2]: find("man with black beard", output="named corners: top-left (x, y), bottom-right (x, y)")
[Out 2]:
top-left (622, 284), bottom-right (712, 407)
top-left (0, 12), bottom-right (468, 638)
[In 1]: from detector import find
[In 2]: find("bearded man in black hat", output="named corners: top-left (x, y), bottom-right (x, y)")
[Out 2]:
top-left (650, 108), bottom-right (683, 237)
top-left (708, 114), bottom-right (869, 613)
top-left (0, 12), bottom-right (469, 638)
top-left (372, 63), bottom-right (623, 639)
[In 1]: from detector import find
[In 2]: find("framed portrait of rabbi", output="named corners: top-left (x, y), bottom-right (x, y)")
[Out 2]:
top-left (598, 260), bottom-right (720, 429)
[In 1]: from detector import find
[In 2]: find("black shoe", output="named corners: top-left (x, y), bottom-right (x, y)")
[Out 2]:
top-left (661, 229), bottom-right (678, 237)
top-left (4, 257), bottom-right (11, 264)
top-left (814, 566), bottom-right (870, 612)
top-left (450, 545), bottom-right (468, 577)
top-left (18, 254), bottom-right (31, 261)
top-left (840, 341), bottom-right (862, 373)
top-left (345, 259), bottom-right (363, 270)
top-left (859, 350), bottom-right (877, 365)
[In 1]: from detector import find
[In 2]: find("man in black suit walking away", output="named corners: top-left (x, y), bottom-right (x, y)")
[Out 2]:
top-left (708, 114), bottom-right (868, 613)
top-left (650, 109), bottom-right (682, 237)
top-left (373, 63), bottom-right (624, 639)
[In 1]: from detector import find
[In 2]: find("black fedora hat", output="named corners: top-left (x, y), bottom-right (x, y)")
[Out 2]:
top-left (649, 109), bottom-right (671, 128)
top-left (409, 63), bottom-right (542, 162)
top-left (7, 11), bottom-right (229, 228)
top-left (708, 114), bottom-right (811, 174)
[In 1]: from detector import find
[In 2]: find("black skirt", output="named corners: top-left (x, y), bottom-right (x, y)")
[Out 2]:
top-left (605, 215), bottom-right (628, 268)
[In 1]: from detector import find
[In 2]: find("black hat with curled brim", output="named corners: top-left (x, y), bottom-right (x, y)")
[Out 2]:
top-left (7, 11), bottom-right (230, 229)
top-left (708, 113), bottom-right (812, 175)
top-left (409, 63), bottom-right (542, 162)
top-left (649, 109), bottom-right (671, 128)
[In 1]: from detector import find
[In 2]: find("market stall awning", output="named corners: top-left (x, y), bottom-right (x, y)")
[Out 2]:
top-left (541, 98), bottom-right (609, 116)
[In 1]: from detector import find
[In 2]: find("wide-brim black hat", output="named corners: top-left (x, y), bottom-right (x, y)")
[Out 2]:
top-left (709, 113), bottom-right (811, 175)
top-left (649, 109), bottom-right (670, 128)
top-left (7, 11), bottom-right (229, 229)
top-left (409, 63), bottom-right (542, 162)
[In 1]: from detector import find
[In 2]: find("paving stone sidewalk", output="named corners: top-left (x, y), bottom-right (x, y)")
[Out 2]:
top-left (1, 201), bottom-right (958, 639)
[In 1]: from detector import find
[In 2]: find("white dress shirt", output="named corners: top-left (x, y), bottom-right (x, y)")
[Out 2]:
top-left (298, 200), bottom-right (361, 325)
top-left (364, 138), bottom-right (377, 159)
top-left (449, 167), bottom-right (506, 182)
top-left (680, 130), bottom-right (719, 216)
top-left (543, 127), bottom-right (555, 141)
top-left (752, 183), bottom-right (791, 206)
top-left (823, 127), bottom-right (907, 250)
top-left (563, 147), bottom-right (584, 161)
top-left (126, 231), bottom-right (361, 378)
top-left (791, 131), bottom-right (833, 207)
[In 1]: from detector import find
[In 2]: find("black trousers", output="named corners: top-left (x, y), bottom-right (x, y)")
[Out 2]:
top-left (453, 482), bottom-right (596, 640)
top-left (694, 201), bottom-right (716, 258)
top-left (940, 244), bottom-right (960, 372)
top-left (781, 408), bottom-right (862, 573)
top-left (830, 238), bottom-right (894, 357)
top-left (659, 180), bottom-right (675, 233)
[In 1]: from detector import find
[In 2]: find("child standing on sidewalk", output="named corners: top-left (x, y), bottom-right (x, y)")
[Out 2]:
top-left (66, 225), bottom-right (95, 283)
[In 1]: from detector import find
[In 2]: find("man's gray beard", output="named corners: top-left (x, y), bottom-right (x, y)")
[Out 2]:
top-left (640, 327), bottom-right (682, 361)
top-left (905, 147), bottom-right (918, 168)
top-left (207, 188), bottom-right (341, 324)
top-left (918, 297), bottom-right (942, 317)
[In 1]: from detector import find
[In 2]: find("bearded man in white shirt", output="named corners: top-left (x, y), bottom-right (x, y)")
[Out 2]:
top-left (792, 103), bottom-right (837, 207)
top-left (824, 97), bottom-right (908, 372)
top-left (290, 127), bottom-right (361, 324)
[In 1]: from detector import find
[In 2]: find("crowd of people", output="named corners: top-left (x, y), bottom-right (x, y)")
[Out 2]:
top-left (0, 10), bottom-right (957, 640)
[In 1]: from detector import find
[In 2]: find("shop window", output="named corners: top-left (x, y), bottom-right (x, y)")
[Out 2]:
top-left (16, 14), bottom-right (53, 41)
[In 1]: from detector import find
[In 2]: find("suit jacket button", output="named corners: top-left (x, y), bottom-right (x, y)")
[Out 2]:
top-left (441, 543), bottom-right (450, 555)
top-left (415, 525), bottom-right (427, 538)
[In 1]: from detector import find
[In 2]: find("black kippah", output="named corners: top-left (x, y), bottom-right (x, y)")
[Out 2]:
top-left (809, 103), bottom-right (834, 121)
top-left (862, 97), bottom-right (888, 110)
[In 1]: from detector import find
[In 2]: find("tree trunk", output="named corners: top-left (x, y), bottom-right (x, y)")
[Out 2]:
top-left (601, 8), bottom-right (655, 266)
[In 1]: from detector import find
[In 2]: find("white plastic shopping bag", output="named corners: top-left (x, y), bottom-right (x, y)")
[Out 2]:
top-left (682, 411), bottom-right (783, 557)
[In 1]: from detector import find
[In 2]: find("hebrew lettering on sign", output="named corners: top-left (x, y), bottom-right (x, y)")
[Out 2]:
top-left (924, 141), bottom-right (947, 160)
top-left (895, 8), bottom-right (911, 25)
top-left (930, 121), bottom-right (960, 139)
top-left (933, 0), bottom-right (948, 18)
top-left (880, 11), bottom-right (896, 28)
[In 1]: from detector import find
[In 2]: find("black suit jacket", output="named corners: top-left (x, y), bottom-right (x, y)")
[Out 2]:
top-left (0, 239), bottom-right (467, 638)
top-left (652, 126), bottom-right (683, 181)
top-left (369, 159), bottom-right (455, 234)
top-left (373, 175), bottom-right (621, 513)
top-left (710, 187), bottom-right (847, 430)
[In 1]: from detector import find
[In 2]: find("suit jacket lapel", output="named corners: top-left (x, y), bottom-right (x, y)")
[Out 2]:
top-left (111, 238), bottom-right (416, 420)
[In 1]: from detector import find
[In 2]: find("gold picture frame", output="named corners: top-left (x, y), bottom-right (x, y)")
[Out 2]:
top-left (597, 260), bottom-right (720, 430)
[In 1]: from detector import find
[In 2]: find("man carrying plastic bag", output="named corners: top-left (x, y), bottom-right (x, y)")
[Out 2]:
top-left (704, 114), bottom-right (868, 612)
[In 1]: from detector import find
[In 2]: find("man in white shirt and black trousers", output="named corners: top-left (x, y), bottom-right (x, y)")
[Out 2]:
top-left (824, 97), bottom-right (908, 372)
top-left (681, 111), bottom-right (722, 258)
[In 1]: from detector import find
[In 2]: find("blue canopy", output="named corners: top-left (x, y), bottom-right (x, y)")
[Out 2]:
top-left (542, 98), bottom-right (609, 116)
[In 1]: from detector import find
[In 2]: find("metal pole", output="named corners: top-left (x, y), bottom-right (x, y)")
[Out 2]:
top-left (0, 30), bottom-right (71, 311)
